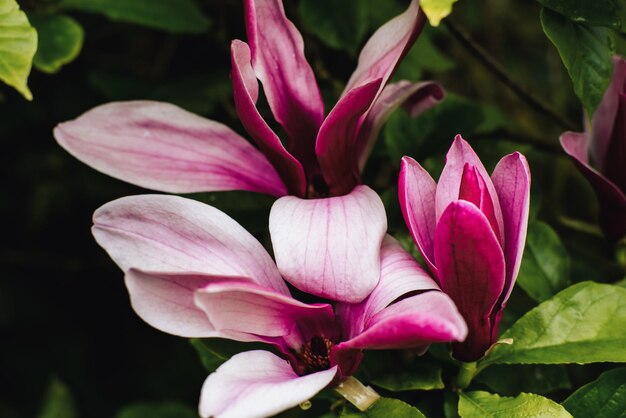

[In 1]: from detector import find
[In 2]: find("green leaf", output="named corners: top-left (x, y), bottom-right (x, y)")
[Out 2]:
top-left (420, 0), bottom-right (459, 26)
top-left (342, 398), bottom-right (426, 418)
top-left (370, 365), bottom-right (444, 391)
top-left (517, 221), bottom-right (571, 303)
top-left (480, 282), bottom-right (626, 367)
top-left (537, 0), bottom-right (626, 31)
top-left (541, 7), bottom-right (614, 118)
top-left (562, 367), bottom-right (626, 418)
top-left (475, 364), bottom-right (571, 396)
top-left (60, 0), bottom-right (210, 33)
top-left (299, 0), bottom-right (369, 54)
top-left (30, 14), bottom-right (83, 74)
top-left (459, 391), bottom-right (572, 418)
top-left (0, 0), bottom-right (37, 100)
top-left (190, 338), bottom-right (267, 373)
top-left (115, 402), bottom-right (196, 418)
top-left (38, 377), bottom-right (77, 418)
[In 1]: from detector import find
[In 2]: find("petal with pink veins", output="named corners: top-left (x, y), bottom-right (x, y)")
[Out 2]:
top-left (399, 156), bottom-right (438, 273)
top-left (54, 101), bottom-right (287, 197)
top-left (269, 186), bottom-right (387, 303)
top-left (244, 0), bottom-right (324, 167)
top-left (435, 135), bottom-right (504, 242)
top-left (491, 152), bottom-right (531, 308)
top-left (92, 194), bottom-right (289, 295)
top-left (199, 350), bottom-right (337, 418)
top-left (231, 41), bottom-right (306, 196)
top-left (194, 280), bottom-right (335, 342)
top-left (356, 81), bottom-right (445, 171)
top-left (434, 200), bottom-right (506, 362)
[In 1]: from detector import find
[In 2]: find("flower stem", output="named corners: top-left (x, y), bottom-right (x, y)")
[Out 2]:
top-left (444, 17), bottom-right (577, 131)
top-left (456, 361), bottom-right (478, 390)
top-left (335, 376), bottom-right (380, 411)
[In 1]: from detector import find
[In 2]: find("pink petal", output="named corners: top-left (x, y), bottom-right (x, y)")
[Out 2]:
top-left (436, 135), bottom-right (504, 243)
top-left (244, 0), bottom-right (324, 172)
top-left (590, 56), bottom-right (626, 169)
top-left (399, 156), bottom-right (438, 273)
top-left (491, 152), bottom-right (531, 308)
top-left (269, 185), bottom-right (387, 303)
top-left (434, 200), bottom-right (506, 362)
top-left (334, 291), bottom-right (467, 353)
top-left (342, 0), bottom-right (423, 96)
top-left (231, 40), bottom-right (306, 197)
top-left (194, 280), bottom-right (335, 343)
top-left (337, 235), bottom-right (440, 340)
top-left (54, 101), bottom-right (286, 197)
top-left (92, 194), bottom-right (289, 295)
top-left (355, 81), bottom-right (445, 171)
top-left (315, 79), bottom-right (383, 196)
top-left (561, 132), bottom-right (626, 241)
top-left (459, 163), bottom-right (501, 241)
top-left (199, 350), bottom-right (337, 418)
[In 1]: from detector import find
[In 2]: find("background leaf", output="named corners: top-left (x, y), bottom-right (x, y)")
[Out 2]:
top-left (0, 0), bottom-right (37, 100)
top-left (536, 0), bottom-right (626, 31)
top-left (37, 378), bottom-right (77, 418)
top-left (190, 338), bottom-right (268, 373)
top-left (517, 221), bottom-right (571, 303)
top-left (59, 0), bottom-right (210, 33)
top-left (475, 364), bottom-right (571, 396)
top-left (541, 7), bottom-right (614, 118)
top-left (561, 367), bottom-right (626, 418)
top-left (30, 14), bottom-right (84, 74)
top-left (458, 391), bottom-right (571, 418)
top-left (114, 402), bottom-right (196, 418)
top-left (481, 282), bottom-right (626, 367)
top-left (342, 398), bottom-right (426, 418)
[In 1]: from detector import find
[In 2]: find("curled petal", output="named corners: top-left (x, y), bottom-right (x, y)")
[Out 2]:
top-left (244, 0), bottom-right (324, 167)
top-left (231, 40), bottom-right (306, 196)
top-left (436, 135), bottom-right (504, 242)
top-left (434, 200), bottom-right (506, 362)
top-left (54, 101), bottom-right (286, 197)
top-left (92, 194), bottom-right (289, 295)
top-left (269, 186), bottom-right (387, 303)
top-left (459, 163), bottom-right (501, 241)
top-left (199, 350), bottom-right (337, 418)
top-left (356, 81), bottom-right (445, 171)
top-left (399, 156), bottom-right (438, 273)
top-left (491, 152), bottom-right (531, 309)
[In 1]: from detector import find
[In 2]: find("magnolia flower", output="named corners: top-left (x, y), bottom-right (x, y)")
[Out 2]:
top-left (399, 136), bottom-right (530, 362)
top-left (54, 0), bottom-right (443, 199)
top-left (560, 56), bottom-right (626, 242)
top-left (92, 186), bottom-right (467, 417)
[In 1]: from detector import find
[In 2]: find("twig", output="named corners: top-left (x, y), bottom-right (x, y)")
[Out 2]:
top-left (444, 18), bottom-right (578, 131)
top-left (471, 128), bottom-right (563, 154)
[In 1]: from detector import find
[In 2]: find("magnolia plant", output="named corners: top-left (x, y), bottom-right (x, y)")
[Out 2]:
top-left (91, 187), bottom-right (466, 417)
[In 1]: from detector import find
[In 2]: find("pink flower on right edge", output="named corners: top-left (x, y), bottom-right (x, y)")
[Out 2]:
top-left (399, 135), bottom-right (531, 362)
top-left (560, 56), bottom-right (626, 242)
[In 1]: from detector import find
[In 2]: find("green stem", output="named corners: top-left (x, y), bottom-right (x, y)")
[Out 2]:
top-left (456, 361), bottom-right (478, 390)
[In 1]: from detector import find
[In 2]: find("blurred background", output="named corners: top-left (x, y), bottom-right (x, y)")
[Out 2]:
top-left (2, 0), bottom-right (624, 416)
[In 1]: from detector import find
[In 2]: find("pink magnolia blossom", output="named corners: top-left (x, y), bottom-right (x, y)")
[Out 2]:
top-left (54, 0), bottom-right (443, 199)
top-left (399, 136), bottom-right (530, 362)
top-left (92, 186), bottom-right (467, 417)
top-left (560, 56), bottom-right (626, 242)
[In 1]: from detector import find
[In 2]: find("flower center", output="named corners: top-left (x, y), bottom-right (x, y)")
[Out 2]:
top-left (300, 336), bottom-right (334, 374)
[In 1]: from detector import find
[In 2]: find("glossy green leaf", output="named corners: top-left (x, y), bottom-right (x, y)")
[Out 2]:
top-left (517, 221), bottom-right (571, 303)
top-left (459, 391), bottom-right (572, 418)
top-left (60, 0), bottom-right (210, 33)
top-left (562, 367), bottom-right (626, 418)
top-left (299, 0), bottom-right (369, 53)
top-left (475, 364), bottom-right (571, 396)
top-left (370, 366), bottom-right (444, 391)
top-left (0, 0), bottom-right (37, 100)
top-left (342, 398), bottom-right (426, 418)
top-left (537, 0), bottom-right (626, 31)
top-left (420, 0), bottom-right (459, 26)
top-left (115, 402), bottom-right (196, 418)
top-left (30, 14), bottom-right (83, 74)
top-left (541, 7), bottom-right (614, 118)
top-left (38, 378), bottom-right (77, 418)
top-left (190, 338), bottom-right (267, 373)
top-left (480, 282), bottom-right (626, 367)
